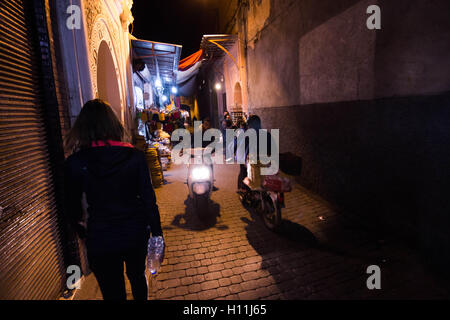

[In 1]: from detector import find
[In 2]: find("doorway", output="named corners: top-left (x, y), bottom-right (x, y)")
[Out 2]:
top-left (97, 41), bottom-right (121, 119)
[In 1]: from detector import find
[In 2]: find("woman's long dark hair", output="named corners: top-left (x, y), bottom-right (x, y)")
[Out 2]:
top-left (65, 99), bottom-right (128, 153)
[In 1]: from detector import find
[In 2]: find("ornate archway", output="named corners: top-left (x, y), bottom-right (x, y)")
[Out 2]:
top-left (97, 40), bottom-right (121, 117)
top-left (88, 15), bottom-right (124, 121)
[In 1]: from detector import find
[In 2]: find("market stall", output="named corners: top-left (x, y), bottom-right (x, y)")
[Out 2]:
top-left (135, 101), bottom-right (191, 187)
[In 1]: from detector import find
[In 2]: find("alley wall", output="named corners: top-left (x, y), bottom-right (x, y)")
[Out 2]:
top-left (242, 0), bottom-right (450, 273)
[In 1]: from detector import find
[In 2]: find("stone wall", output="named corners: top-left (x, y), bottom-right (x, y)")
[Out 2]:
top-left (243, 0), bottom-right (450, 273)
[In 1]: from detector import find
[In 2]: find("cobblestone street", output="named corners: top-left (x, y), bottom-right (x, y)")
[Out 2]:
top-left (74, 162), bottom-right (450, 300)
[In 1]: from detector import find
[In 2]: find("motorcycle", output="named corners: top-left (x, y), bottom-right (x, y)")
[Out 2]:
top-left (239, 172), bottom-right (291, 232)
top-left (187, 148), bottom-right (214, 216)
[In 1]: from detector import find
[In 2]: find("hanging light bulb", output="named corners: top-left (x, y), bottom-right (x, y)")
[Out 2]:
top-left (215, 82), bottom-right (222, 90)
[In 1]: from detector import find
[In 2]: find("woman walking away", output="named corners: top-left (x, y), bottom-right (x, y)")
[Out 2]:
top-left (64, 99), bottom-right (163, 300)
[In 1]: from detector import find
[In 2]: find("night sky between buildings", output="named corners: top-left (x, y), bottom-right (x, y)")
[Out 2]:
top-left (131, 0), bottom-right (219, 59)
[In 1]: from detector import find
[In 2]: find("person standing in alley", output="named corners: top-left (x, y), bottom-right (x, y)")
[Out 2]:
top-left (236, 118), bottom-right (249, 193)
top-left (201, 117), bottom-right (212, 148)
top-left (64, 99), bottom-right (163, 300)
top-left (223, 118), bottom-right (234, 160)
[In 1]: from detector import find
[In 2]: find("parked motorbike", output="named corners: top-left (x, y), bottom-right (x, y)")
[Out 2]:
top-left (239, 174), bottom-right (291, 232)
top-left (187, 148), bottom-right (214, 216)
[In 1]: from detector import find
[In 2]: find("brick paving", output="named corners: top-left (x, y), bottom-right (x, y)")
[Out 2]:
top-left (74, 162), bottom-right (450, 300)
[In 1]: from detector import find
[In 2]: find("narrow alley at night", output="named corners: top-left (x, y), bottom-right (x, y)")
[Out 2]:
top-left (1, 0), bottom-right (450, 309)
top-left (73, 162), bottom-right (448, 300)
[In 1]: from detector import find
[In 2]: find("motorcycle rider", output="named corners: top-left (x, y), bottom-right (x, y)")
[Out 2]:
top-left (237, 115), bottom-right (275, 192)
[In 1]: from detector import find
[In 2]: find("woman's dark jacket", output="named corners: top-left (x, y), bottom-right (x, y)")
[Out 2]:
top-left (64, 145), bottom-right (163, 254)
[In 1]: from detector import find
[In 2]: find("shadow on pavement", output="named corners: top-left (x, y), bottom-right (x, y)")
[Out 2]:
top-left (170, 196), bottom-right (228, 231)
top-left (241, 216), bottom-right (319, 253)
top-left (240, 205), bottom-right (388, 299)
top-left (277, 219), bottom-right (318, 247)
top-left (242, 202), bottom-right (385, 261)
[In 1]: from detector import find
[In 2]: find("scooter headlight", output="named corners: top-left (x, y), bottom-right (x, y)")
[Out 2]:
top-left (191, 166), bottom-right (210, 181)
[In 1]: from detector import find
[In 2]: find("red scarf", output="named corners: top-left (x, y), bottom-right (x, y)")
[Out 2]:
top-left (91, 140), bottom-right (134, 148)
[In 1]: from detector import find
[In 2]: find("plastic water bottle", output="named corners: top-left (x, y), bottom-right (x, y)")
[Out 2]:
top-left (147, 236), bottom-right (165, 275)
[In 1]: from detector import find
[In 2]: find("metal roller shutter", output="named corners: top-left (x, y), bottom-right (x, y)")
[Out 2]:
top-left (0, 0), bottom-right (65, 299)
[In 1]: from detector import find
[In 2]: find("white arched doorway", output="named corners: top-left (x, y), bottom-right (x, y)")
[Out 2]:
top-left (231, 82), bottom-right (243, 123)
top-left (97, 40), bottom-right (121, 118)
top-left (234, 82), bottom-right (242, 109)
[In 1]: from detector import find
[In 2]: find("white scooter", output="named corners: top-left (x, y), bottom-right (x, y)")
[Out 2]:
top-left (187, 148), bottom-right (214, 216)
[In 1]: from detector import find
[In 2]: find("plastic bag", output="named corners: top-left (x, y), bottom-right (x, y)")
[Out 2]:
top-left (263, 175), bottom-right (292, 192)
